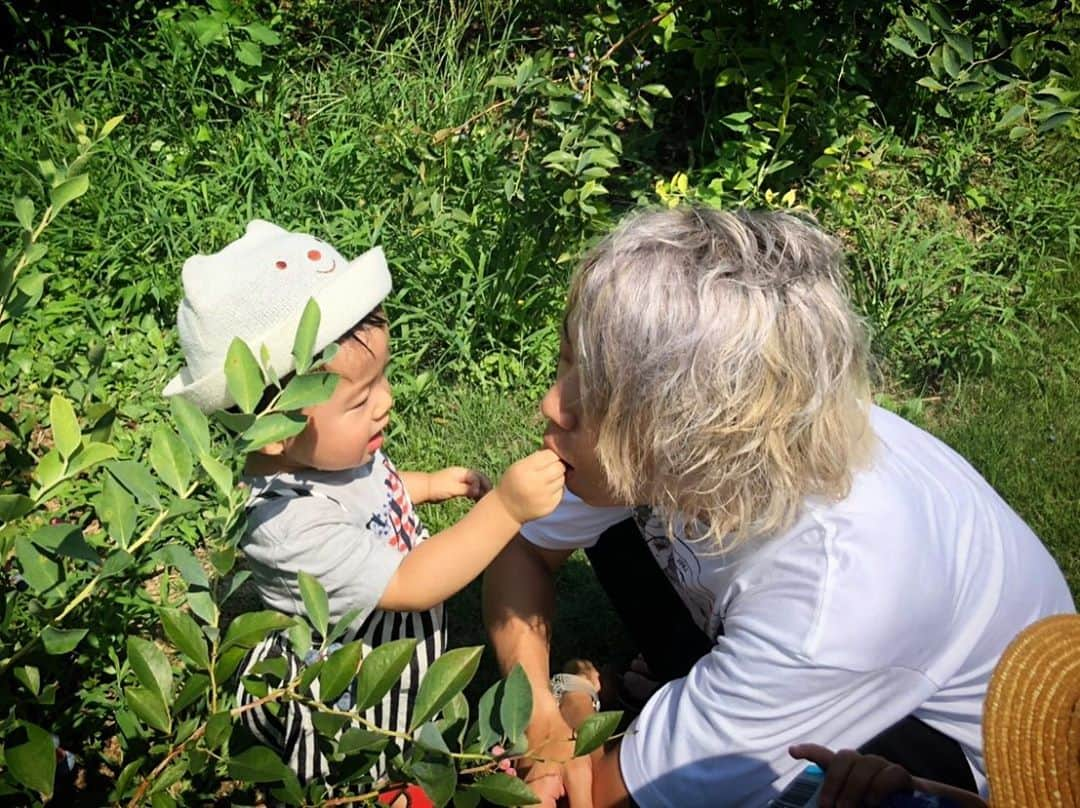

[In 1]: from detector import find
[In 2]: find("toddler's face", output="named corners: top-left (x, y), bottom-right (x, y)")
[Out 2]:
top-left (271, 324), bottom-right (393, 472)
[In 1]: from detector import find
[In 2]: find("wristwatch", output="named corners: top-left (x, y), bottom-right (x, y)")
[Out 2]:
top-left (550, 673), bottom-right (600, 712)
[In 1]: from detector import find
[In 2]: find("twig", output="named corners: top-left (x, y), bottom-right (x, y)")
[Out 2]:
top-left (599, 1), bottom-right (684, 64)
top-left (126, 686), bottom-right (291, 808)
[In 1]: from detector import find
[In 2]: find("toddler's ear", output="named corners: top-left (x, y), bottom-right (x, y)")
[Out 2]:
top-left (256, 441), bottom-right (286, 457)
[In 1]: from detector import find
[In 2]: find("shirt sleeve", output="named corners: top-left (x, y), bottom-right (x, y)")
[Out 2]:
top-left (519, 490), bottom-right (632, 550)
top-left (618, 600), bottom-right (940, 807)
top-left (242, 494), bottom-right (405, 623)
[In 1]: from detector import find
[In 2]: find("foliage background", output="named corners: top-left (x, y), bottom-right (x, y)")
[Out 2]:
top-left (0, 0), bottom-right (1077, 804)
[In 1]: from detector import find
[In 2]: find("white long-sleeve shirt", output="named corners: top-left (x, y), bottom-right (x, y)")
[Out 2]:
top-left (521, 407), bottom-right (1074, 807)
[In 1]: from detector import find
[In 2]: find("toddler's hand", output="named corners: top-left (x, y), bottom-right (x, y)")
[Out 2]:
top-left (494, 449), bottom-right (566, 524)
top-left (428, 467), bottom-right (492, 503)
top-left (789, 744), bottom-right (914, 808)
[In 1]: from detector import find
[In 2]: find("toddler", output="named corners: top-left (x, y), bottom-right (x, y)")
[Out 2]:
top-left (164, 220), bottom-right (564, 783)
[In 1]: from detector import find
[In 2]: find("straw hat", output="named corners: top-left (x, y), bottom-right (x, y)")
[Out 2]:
top-left (983, 613), bottom-right (1080, 807)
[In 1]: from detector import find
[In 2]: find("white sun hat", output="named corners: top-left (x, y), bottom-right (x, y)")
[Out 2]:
top-left (163, 219), bottom-right (391, 413)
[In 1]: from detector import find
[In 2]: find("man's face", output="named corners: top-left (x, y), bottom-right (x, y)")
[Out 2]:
top-left (540, 335), bottom-right (624, 507)
top-left (270, 324), bottom-right (393, 472)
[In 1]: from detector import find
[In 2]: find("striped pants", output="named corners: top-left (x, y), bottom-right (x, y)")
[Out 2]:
top-left (236, 605), bottom-right (446, 783)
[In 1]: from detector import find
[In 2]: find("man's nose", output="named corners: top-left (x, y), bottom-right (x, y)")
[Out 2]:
top-left (541, 379), bottom-right (576, 431)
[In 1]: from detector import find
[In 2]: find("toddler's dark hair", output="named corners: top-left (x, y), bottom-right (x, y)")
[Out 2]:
top-left (247, 305), bottom-right (388, 414)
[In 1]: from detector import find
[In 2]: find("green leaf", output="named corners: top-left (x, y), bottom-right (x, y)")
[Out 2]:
top-left (477, 678), bottom-right (503, 751)
top-left (297, 570), bottom-right (330, 637)
top-left (225, 338), bottom-right (265, 414)
top-left (1038, 109), bottom-right (1074, 133)
top-left (15, 536), bottom-right (59, 592)
top-left (240, 412), bottom-right (307, 452)
top-left (199, 452), bottom-right (234, 497)
top-left (944, 32), bottom-right (973, 63)
top-left (14, 665), bottom-right (40, 696)
top-left (415, 720), bottom-right (451, 755)
top-left (276, 373), bottom-right (338, 412)
top-left (573, 710), bottom-right (622, 757)
top-left (125, 686), bottom-right (172, 733)
top-left (355, 637), bottom-right (419, 710)
top-left (171, 396), bottom-right (211, 454)
top-left (437, 691), bottom-right (470, 746)
top-left (886, 35), bottom-right (917, 59)
top-left (150, 425), bottom-right (193, 497)
top-left (318, 640), bottom-right (363, 703)
top-left (411, 646), bottom-right (483, 729)
top-left (205, 711), bottom-right (233, 749)
top-left (14, 196), bottom-right (34, 231)
top-left (471, 772), bottom-right (540, 806)
top-left (639, 83), bottom-right (671, 99)
top-left (292, 298), bottom-right (321, 374)
top-left (228, 745), bottom-right (291, 783)
top-left (288, 619), bottom-right (312, 658)
top-left (215, 646), bottom-right (248, 682)
top-left (128, 635), bottom-right (173, 701)
top-left (212, 409), bottom-right (256, 434)
top-left (67, 441), bottom-right (119, 477)
top-left (107, 460), bottom-right (161, 508)
top-left (942, 44), bottom-right (961, 78)
top-left (94, 473), bottom-right (137, 549)
top-left (174, 673), bottom-right (210, 712)
top-left (161, 608), bottom-right (210, 670)
top-left (221, 610), bottom-right (295, 653)
top-left (50, 394), bottom-right (81, 460)
top-left (926, 2), bottom-right (953, 32)
top-left (413, 760), bottom-right (457, 807)
top-left (902, 15), bottom-right (933, 45)
top-left (337, 728), bottom-right (388, 755)
top-left (0, 493), bottom-right (35, 522)
top-left (55, 529), bottom-right (100, 565)
top-left (916, 75), bottom-right (947, 92)
top-left (49, 173), bottom-right (90, 214)
top-left (453, 792), bottom-right (482, 808)
top-left (21, 241), bottom-right (47, 267)
top-left (326, 606), bottom-right (363, 645)
top-left (41, 626), bottom-right (88, 654)
top-left (499, 664), bottom-right (533, 742)
top-left (99, 114), bottom-right (125, 138)
top-left (243, 22), bottom-right (281, 45)
top-left (235, 40), bottom-right (263, 67)
top-left (159, 544), bottom-right (209, 589)
top-left (5, 721), bottom-right (56, 796)
top-left (951, 81), bottom-right (983, 95)
top-left (100, 549), bottom-right (135, 579)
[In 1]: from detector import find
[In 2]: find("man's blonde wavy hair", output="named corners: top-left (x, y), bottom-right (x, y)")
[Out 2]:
top-left (566, 206), bottom-right (873, 549)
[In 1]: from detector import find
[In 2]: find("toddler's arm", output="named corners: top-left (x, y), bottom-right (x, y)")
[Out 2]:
top-left (400, 467), bottom-right (492, 506)
top-left (378, 449), bottom-right (565, 612)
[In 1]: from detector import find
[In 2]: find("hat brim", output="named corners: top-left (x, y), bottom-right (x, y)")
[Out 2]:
top-left (164, 246), bottom-right (391, 413)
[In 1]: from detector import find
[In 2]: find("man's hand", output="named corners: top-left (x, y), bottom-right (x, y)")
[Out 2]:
top-left (426, 466), bottom-right (492, 503)
top-left (790, 744), bottom-right (913, 808)
top-left (494, 449), bottom-right (566, 524)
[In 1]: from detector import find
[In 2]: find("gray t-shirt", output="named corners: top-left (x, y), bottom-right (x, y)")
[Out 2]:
top-left (242, 450), bottom-right (428, 624)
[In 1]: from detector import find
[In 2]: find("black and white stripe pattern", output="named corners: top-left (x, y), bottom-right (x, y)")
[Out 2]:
top-left (236, 482), bottom-right (446, 783)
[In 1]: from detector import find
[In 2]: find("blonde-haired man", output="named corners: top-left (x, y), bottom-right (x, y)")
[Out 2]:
top-left (483, 207), bottom-right (1074, 807)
